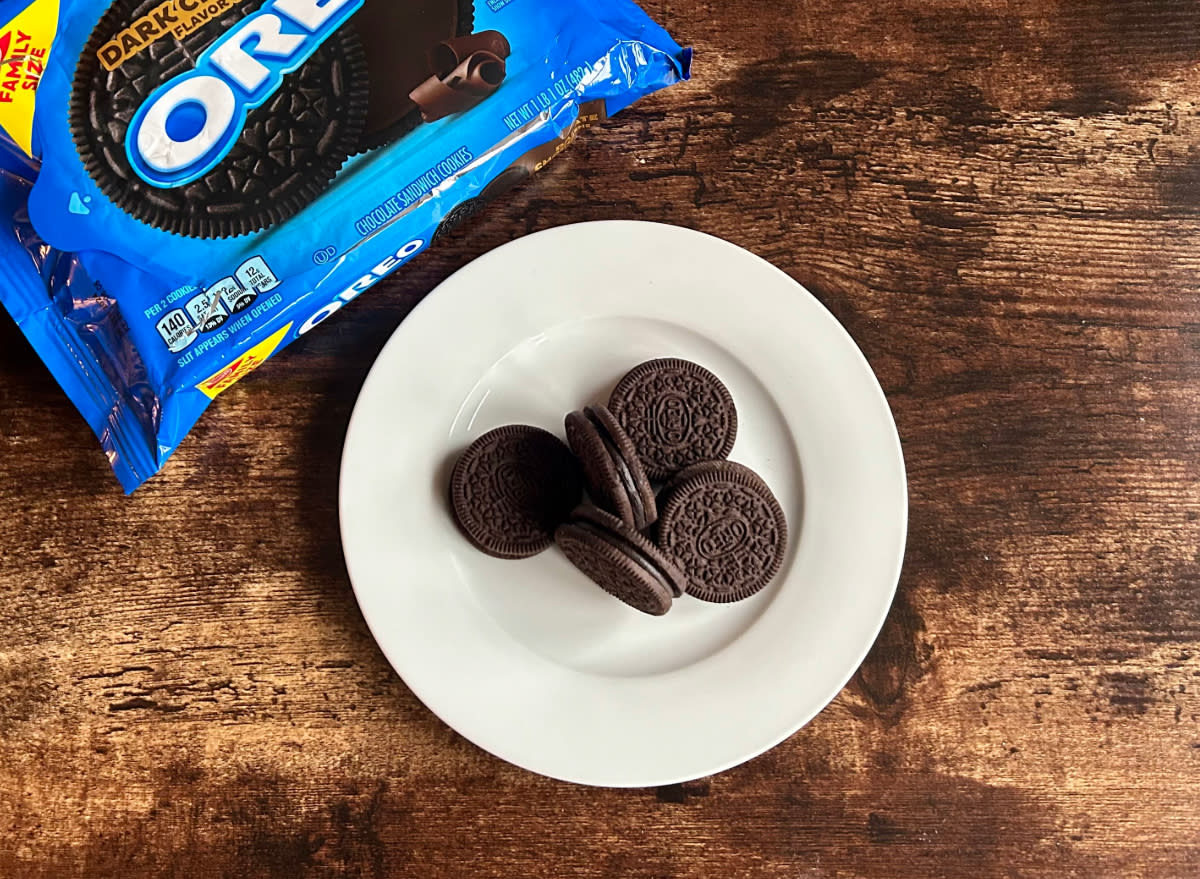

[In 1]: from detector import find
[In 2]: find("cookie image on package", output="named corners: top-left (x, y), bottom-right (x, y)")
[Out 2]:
top-left (71, 0), bottom-right (508, 238)
top-left (450, 425), bottom-right (584, 559)
top-left (656, 461), bottom-right (788, 603)
top-left (565, 405), bottom-right (657, 531)
top-left (609, 358), bottom-right (738, 481)
top-left (556, 505), bottom-right (688, 616)
top-left (432, 97), bottom-right (607, 241)
top-left (432, 165), bottom-right (530, 243)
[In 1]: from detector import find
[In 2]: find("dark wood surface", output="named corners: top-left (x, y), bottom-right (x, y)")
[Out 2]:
top-left (3, 0), bottom-right (1200, 875)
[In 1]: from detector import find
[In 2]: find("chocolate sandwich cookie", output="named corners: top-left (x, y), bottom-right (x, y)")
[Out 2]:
top-left (432, 165), bottom-right (530, 243)
top-left (609, 358), bottom-right (738, 481)
top-left (564, 405), bottom-right (657, 531)
top-left (451, 425), bottom-right (583, 559)
top-left (72, 0), bottom-right (370, 238)
top-left (657, 461), bottom-right (787, 603)
top-left (556, 506), bottom-right (688, 616)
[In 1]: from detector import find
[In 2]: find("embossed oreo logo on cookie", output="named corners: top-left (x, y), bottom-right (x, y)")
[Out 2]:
top-left (609, 358), bottom-right (739, 481)
top-left (650, 391), bottom-right (691, 446)
top-left (126, 0), bottom-right (363, 187)
top-left (495, 459), bottom-right (538, 508)
top-left (658, 461), bottom-right (788, 603)
top-left (696, 514), bottom-right (749, 560)
top-left (450, 425), bottom-right (584, 560)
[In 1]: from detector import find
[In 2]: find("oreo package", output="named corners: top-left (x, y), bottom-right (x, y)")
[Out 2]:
top-left (0, 0), bottom-right (690, 491)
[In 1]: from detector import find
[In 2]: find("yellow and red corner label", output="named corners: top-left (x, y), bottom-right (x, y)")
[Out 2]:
top-left (195, 323), bottom-right (292, 400)
top-left (0, 0), bottom-right (58, 156)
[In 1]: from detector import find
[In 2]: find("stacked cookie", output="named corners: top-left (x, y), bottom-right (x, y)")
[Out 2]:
top-left (450, 359), bottom-right (788, 615)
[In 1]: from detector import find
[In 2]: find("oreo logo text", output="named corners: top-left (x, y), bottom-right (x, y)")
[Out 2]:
top-left (297, 237), bottom-right (426, 336)
top-left (126, 0), bottom-right (363, 188)
top-left (650, 391), bottom-right (691, 446)
top-left (495, 461), bottom-right (537, 507)
top-left (697, 516), bottom-right (749, 560)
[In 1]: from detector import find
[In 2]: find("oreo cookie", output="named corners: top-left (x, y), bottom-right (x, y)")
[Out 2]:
top-left (609, 358), bottom-right (738, 481)
top-left (450, 425), bottom-right (583, 559)
top-left (432, 165), bottom-right (530, 243)
top-left (564, 405), bottom-right (657, 531)
top-left (556, 505), bottom-right (687, 616)
top-left (656, 461), bottom-right (787, 603)
top-left (71, 0), bottom-right (371, 238)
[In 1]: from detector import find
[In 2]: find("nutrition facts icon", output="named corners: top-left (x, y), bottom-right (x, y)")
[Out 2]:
top-left (212, 275), bottom-right (255, 314)
top-left (157, 256), bottom-right (283, 353)
top-left (236, 256), bottom-right (280, 293)
top-left (185, 289), bottom-right (229, 332)
top-left (155, 309), bottom-right (195, 353)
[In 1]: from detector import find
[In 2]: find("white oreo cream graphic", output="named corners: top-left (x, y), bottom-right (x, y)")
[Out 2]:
top-left (126, 0), bottom-right (363, 188)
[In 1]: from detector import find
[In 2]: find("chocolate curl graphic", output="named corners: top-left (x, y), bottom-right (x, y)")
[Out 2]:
top-left (430, 30), bottom-right (512, 74)
top-left (409, 49), bottom-right (507, 123)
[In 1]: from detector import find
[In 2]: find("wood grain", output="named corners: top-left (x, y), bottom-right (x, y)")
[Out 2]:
top-left (3, 0), bottom-right (1200, 875)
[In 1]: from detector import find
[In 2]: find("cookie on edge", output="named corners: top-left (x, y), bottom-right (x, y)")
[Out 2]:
top-left (450, 425), bottom-right (583, 559)
top-left (556, 506), bottom-right (688, 616)
top-left (657, 461), bottom-right (787, 603)
top-left (565, 405), bottom-right (657, 530)
top-left (609, 358), bottom-right (738, 481)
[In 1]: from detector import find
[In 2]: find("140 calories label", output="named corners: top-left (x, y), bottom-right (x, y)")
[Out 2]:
top-left (149, 255), bottom-right (281, 359)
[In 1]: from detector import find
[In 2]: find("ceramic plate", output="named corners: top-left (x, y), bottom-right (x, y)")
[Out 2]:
top-left (340, 221), bottom-right (907, 787)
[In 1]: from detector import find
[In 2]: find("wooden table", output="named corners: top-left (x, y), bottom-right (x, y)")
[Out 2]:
top-left (3, 1), bottom-right (1199, 875)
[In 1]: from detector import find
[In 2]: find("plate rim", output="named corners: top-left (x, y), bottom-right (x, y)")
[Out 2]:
top-left (339, 220), bottom-right (908, 787)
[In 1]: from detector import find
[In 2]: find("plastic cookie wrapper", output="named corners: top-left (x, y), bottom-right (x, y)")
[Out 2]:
top-left (0, 0), bottom-right (691, 491)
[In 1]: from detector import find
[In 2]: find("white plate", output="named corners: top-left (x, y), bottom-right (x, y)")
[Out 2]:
top-left (340, 221), bottom-right (907, 787)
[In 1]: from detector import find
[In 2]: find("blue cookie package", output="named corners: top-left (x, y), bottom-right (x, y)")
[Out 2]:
top-left (0, 0), bottom-right (689, 491)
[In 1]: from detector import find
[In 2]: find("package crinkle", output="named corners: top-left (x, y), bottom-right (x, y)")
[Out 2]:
top-left (0, 0), bottom-right (690, 490)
